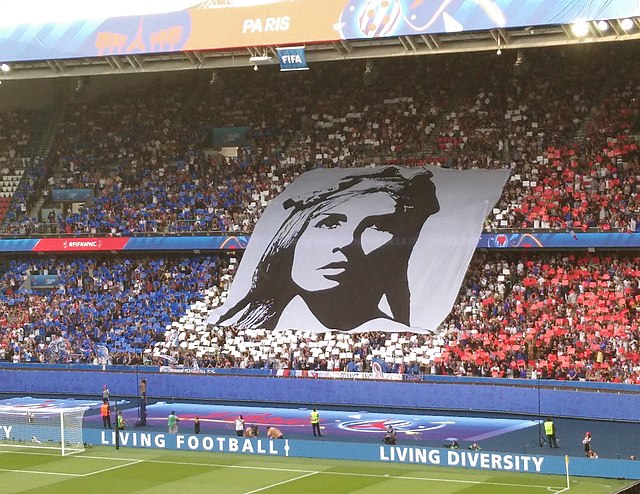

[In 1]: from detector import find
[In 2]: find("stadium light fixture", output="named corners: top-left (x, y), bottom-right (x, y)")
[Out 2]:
top-left (596, 20), bottom-right (609, 32)
top-left (249, 55), bottom-right (271, 64)
top-left (0, 63), bottom-right (10, 73)
top-left (620, 18), bottom-right (634, 31)
top-left (571, 21), bottom-right (589, 37)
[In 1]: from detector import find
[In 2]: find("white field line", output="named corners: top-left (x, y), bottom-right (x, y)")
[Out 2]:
top-left (1, 451), bottom-right (565, 490)
top-left (552, 486), bottom-right (570, 493)
top-left (79, 459), bottom-right (143, 477)
top-left (0, 467), bottom-right (81, 477)
top-left (242, 471), bottom-right (319, 494)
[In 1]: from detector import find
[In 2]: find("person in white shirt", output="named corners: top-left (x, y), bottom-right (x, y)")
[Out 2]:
top-left (235, 415), bottom-right (245, 437)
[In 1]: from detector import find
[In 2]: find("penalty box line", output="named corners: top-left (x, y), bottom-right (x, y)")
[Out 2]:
top-left (78, 459), bottom-right (144, 477)
top-left (0, 467), bottom-right (82, 477)
top-left (0, 450), bottom-right (142, 478)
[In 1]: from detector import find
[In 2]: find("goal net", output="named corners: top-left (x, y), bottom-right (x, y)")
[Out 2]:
top-left (0, 406), bottom-right (88, 456)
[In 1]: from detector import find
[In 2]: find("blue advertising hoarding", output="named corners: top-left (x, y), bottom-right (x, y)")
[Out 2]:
top-left (478, 232), bottom-right (640, 249)
top-left (82, 430), bottom-right (640, 480)
top-left (0, 235), bottom-right (248, 253)
top-left (0, 232), bottom-right (640, 253)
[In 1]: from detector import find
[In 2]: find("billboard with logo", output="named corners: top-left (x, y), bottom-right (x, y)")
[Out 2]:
top-left (0, 1), bottom-right (637, 63)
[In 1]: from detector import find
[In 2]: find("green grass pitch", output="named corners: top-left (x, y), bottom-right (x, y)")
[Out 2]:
top-left (0, 445), bottom-right (634, 493)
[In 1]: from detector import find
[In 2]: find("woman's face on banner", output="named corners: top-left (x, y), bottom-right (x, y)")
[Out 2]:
top-left (291, 192), bottom-right (397, 292)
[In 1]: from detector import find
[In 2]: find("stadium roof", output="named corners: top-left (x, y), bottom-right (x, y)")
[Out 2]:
top-left (1, 20), bottom-right (639, 81)
top-left (0, 0), bottom-right (639, 81)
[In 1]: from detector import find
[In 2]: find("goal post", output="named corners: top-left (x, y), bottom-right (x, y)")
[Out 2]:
top-left (0, 406), bottom-right (88, 456)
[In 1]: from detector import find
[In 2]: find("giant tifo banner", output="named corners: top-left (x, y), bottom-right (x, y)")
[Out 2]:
top-left (0, 0), bottom-right (638, 63)
top-left (207, 165), bottom-right (509, 333)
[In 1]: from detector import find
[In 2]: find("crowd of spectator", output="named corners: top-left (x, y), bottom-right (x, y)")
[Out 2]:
top-left (440, 252), bottom-right (640, 384)
top-left (0, 254), bottom-right (227, 365)
top-left (0, 251), bottom-right (638, 385)
top-left (0, 43), bottom-right (638, 235)
top-left (0, 110), bottom-right (32, 168)
top-left (0, 43), bottom-right (639, 384)
top-left (150, 251), bottom-right (639, 385)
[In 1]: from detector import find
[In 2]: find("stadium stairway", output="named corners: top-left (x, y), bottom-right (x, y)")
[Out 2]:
top-left (21, 108), bottom-right (68, 226)
top-left (421, 106), bottom-right (454, 159)
top-left (575, 72), bottom-right (618, 141)
top-left (0, 108), bottom-right (63, 231)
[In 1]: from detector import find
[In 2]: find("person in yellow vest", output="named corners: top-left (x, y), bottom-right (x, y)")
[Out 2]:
top-left (543, 417), bottom-right (558, 448)
top-left (310, 408), bottom-right (321, 437)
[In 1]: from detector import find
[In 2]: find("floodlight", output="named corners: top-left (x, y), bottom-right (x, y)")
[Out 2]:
top-left (0, 63), bottom-right (10, 73)
top-left (249, 55), bottom-right (271, 63)
top-left (620, 18), bottom-right (634, 31)
top-left (571, 21), bottom-right (589, 37)
top-left (596, 20), bottom-right (609, 32)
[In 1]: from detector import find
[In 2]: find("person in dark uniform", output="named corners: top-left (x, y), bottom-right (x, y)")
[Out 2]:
top-left (383, 426), bottom-right (397, 445)
top-left (582, 432), bottom-right (592, 457)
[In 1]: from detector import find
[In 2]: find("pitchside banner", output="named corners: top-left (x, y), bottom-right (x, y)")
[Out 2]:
top-left (82, 430), bottom-right (640, 479)
top-left (207, 165), bottom-right (509, 333)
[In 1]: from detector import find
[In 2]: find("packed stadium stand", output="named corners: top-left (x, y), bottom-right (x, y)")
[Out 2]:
top-left (0, 41), bottom-right (639, 386)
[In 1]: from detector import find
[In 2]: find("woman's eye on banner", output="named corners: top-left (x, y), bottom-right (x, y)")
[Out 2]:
top-left (360, 225), bottom-right (393, 255)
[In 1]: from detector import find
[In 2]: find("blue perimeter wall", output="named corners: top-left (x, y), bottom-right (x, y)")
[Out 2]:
top-left (1, 366), bottom-right (639, 422)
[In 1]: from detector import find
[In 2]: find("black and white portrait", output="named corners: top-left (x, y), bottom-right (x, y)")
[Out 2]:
top-left (208, 165), bottom-right (509, 333)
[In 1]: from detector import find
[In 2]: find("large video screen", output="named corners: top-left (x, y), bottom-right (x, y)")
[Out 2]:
top-left (0, 0), bottom-right (637, 63)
